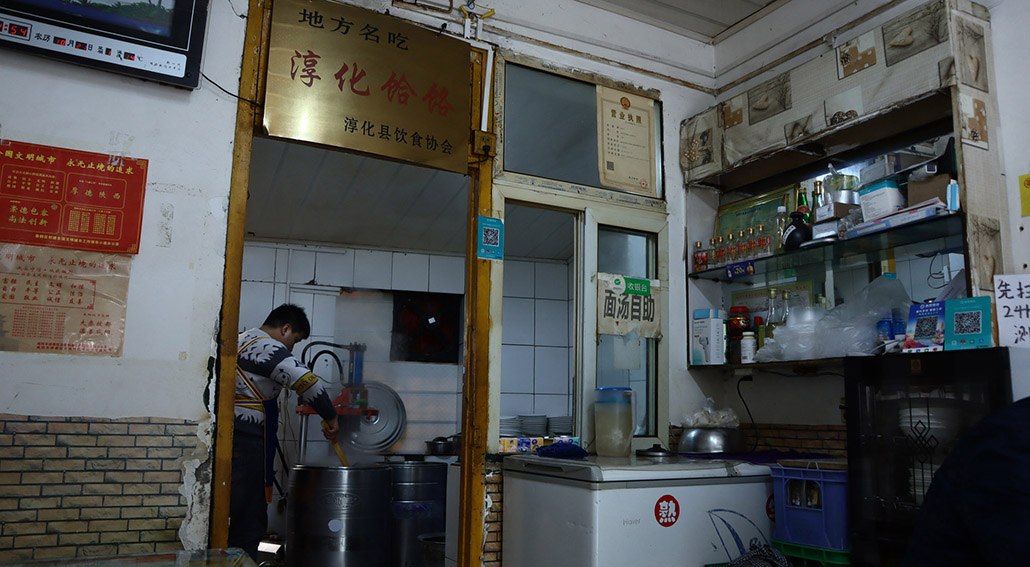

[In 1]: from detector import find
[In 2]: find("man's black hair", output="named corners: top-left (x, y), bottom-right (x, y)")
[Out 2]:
top-left (262, 304), bottom-right (311, 339)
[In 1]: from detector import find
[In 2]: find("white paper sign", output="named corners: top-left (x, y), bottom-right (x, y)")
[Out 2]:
top-left (993, 274), bottom-right (1030, 347)
top-left (596, 272), bottom-right (661, 338)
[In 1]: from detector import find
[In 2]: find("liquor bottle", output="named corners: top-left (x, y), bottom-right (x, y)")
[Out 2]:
top-left (725, 232), bottom-right (736, 264)
top-left (714, 236), bottom-right (726, 267)
top-left (746, 227), bottom-right (757, 259)
top-left (774, 206), bottom-right (789, 254)
top-left (765, 288), bottom-right (781, 340)
top-left (797, 190), bottom-right (812, 224)
top-left (737, 230), bottom-right (747, 261)
top-left (708, 237), bottom-right (717, 267)
top-left (692, 241), bottom-right (708, 272)
top-left (756, 224), bottom-right (772, 257)
top-left (781, 290), bottom-right (792, 325)
top-left (813, 180), bottom-right (828, 209)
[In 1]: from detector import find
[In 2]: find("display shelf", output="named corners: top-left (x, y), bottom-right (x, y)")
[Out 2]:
top-left (691, 357), bottom-right (845, 374)
top-left (688, 213), bottom-right (963, 285)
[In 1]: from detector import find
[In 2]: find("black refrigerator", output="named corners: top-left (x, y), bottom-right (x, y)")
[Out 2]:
top-left (844, 347), bottom-right (1013, 566)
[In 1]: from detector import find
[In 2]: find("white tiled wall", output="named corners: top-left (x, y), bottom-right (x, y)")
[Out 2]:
top-left (500, 259), bottom-right (574, 418)
top-left (239, 242), bottom-right (466, 456)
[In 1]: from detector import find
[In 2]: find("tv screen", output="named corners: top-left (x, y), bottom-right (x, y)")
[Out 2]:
top-left (0, 0), bottom-right (210, 89)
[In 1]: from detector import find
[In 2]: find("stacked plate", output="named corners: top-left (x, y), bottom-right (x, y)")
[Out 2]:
top-left (500, 416), bottom-right (522, 437)
top-left (898, 404), bottom-right (961, 447)
top-left (909, 462), bottom-right (941, 504)
top-left (519, 414), bottom-right (548, 437)
top-left (547, 415), bottom-right (574, 435)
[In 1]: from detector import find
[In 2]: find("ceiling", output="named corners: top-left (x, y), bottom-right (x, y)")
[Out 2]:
top-left (246, 136), bottom-right (575, 260)
top-left (573, 0), bottom-right (783, 43)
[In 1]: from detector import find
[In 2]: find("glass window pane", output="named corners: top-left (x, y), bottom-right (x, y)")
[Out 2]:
top-left (596, 225), bottom-right (657, 436)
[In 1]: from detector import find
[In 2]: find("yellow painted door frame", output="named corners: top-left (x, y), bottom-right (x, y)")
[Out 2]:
top-left (212, 4), bottom-right (496, 564)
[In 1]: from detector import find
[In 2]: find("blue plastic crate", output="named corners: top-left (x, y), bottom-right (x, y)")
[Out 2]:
top-left (772, 464), bottom-right (849, 550)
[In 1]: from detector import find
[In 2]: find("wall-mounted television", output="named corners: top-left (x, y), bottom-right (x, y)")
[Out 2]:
top-left (0, 0), bottom-right (210, 89)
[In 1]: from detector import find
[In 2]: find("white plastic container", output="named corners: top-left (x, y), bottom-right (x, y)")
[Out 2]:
top-left (740, 332), bottom-right (756, 364)
top-left (594, 387), bottom-right (634, 457)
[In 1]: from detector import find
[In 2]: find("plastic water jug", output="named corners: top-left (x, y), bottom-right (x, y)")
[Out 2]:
top-left (594, 387), bottom-right (635, 457)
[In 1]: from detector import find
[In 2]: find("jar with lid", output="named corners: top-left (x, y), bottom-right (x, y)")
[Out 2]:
top-left (740, 332), bottom-right (757, 364)
top-left (692, 241), bottom-right (708, 272)
top-left (727, 306), bottom-right (751, 339)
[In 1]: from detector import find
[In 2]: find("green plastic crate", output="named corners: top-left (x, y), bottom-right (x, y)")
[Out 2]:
top-left (772, 539), bottom-right (851, 567)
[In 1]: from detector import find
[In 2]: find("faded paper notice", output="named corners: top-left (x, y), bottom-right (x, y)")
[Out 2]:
top-left (0, 243), bottom-right (129, 356)
top-left (596, 272), bottom-right (660, 338)
top-left (597, 86), bottom-right (657, 197)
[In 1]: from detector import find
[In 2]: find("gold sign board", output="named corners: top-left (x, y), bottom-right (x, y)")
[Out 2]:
top-left (264, 0), bottom-right (471, 174)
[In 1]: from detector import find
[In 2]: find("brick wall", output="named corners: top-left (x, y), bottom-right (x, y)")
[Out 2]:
top-left (669, 423), bottom-right (847, 457)
top-left (0, 414), bottom-right (201, 562)
top-left (483, 465), bottom-right (502, 567)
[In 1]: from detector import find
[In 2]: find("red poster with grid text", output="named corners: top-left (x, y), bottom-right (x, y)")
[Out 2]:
top-left (0, 140), bottom-right (147, 254)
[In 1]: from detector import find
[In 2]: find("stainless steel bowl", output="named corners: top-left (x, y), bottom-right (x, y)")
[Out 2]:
top-left (835, 189), bottom-right (860, 205)
top-left (678, 427), bottom-right (743, 453)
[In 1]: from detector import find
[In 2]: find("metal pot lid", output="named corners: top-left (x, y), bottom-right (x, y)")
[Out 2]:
top-left (635, 443), bottom-right (676, 458)
top-left (340, 381), bottom-right (406, 453)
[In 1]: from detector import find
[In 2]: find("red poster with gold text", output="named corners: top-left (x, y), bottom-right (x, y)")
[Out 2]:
top-left (0, 140), bottom-right (147, 254)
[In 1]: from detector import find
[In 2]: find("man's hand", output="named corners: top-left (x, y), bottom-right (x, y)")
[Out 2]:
top-left (321, 419), bottom-right (340, 442)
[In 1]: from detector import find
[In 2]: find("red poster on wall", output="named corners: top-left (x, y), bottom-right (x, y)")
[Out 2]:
top-left (0, 140), bottom-right (147, 254)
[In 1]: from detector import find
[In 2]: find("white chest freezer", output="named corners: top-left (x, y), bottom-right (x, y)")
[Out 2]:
top-left (502, 454), bottom-right (774, 567)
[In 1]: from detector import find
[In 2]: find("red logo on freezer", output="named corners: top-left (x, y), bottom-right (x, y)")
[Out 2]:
top-left (654, 494), bottom-right (679, 527)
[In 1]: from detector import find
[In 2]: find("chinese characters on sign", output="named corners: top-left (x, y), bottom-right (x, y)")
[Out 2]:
top-left (0, 140), bottom-right (148, 254)
top-left (264, 0), bottom-right (471, 174)
top-left (596, 86), bottom-right (657, 197)
top-left (596, 272), bottom-right (660, 338)
top-left (994, 274), bottom-right (1030, 348)
top-left (654, 494), bottom-right (679, 527)
top-left (0, 243), bottom-right (129, 356)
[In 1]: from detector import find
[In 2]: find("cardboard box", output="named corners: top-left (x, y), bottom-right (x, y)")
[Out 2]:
top-left (859, 180), bottom-right (905, 221)
top-left (908, 175), bottom-right (958, 210)
top-left (814, 202), bottom-right (859, 223)
top-left (812, 219), bottom-right (842, 240)
top-left (691, 309), bottom-right (726, 365)
top-left (859, 152), bottom-right (932, 185)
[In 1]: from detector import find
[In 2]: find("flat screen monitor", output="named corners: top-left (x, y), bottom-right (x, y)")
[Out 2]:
top-left (0, 0), bottom-right (210, 89)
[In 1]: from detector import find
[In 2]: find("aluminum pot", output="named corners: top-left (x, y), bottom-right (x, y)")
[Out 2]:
top-left (678, 427), bottom-right (743, 453)
top-left (425, 436), bottom-right (454, 455)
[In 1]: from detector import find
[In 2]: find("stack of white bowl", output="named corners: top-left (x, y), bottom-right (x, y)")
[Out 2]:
top-left (547, 415), bottom-right (574, 435)
top-left (898, 404), bottom-right (961, 446)
top-left (500, 416), bottom-right (522, 437)
top-left (909, 462), bottom-right (941, 504)
top-left (519, 414), bottom-right (548, 437)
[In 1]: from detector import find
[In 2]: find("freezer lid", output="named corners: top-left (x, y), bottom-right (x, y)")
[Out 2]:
top-left (502, 454), bottom-right (771, 482)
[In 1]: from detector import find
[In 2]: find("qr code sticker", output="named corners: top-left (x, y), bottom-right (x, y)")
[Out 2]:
top-left (953, 310), bottom-right (982, 335)
top-left (914, 315), bottom-right (938, 338)
top-left (606, 160), bottom-right (615, 171)
top-left (482, 227), bottom-right (500, 247)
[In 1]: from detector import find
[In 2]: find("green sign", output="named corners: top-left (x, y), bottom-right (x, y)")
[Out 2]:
top-left (624, 277), bottom-right (650, 296)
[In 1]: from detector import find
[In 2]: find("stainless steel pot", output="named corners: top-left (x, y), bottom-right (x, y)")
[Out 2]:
top-left (425, 436), bottom-right (454, 455)
top-left (678, 427), bottom-right (743, 453)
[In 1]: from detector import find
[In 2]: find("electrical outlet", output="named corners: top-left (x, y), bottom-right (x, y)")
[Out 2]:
top-left (472, 130), bottom-right (496, 157)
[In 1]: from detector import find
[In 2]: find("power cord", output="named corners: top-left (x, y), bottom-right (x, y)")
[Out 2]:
top-left (736, 376), bottom-right (759, 452)
top-left (201, 72), bottom-right (262, 107)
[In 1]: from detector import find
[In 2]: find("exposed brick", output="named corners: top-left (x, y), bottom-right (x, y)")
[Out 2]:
top-left (0, 498), bottom-right (18, 510)
top-left (86, 460), bottom-right (126, 471)
top-left (120, 506), bottom-right (158, 519)
top-left (124, 483), bottom-right (161, 495)
top-left (143, 495), bottom-right (179, 507)
top-left (165, 517), bottom-right (182, 529)
top-left (14, 533), bottom-right (58, 547)
top-left (136, 436), bottom-right (172, 448)
top-left (161, 461), bottom-right (183, 471)
top-left (158, 506), bottom-right (186, 519)
top-left (102, 495), bottom-right (142, 507)
top-left (19, 496), bottom-right (61, 509)
top-left (172, 437), bottom-right (196, 448)
top-left (1, 459), bottom-right (42, 471)
top-left (108, 447), bottom-right (148, 459)
top-left (140, 529), bottom-right (178, 542)
top-left (64, 471), bottom-right (105, 483)
top-left (12, 433), bottom-right (56, 446)
top-left (68, 447), bottom-right (107, 459)
top-left (30, 472), bottom-right (65, 484)
top-left (128, 424), bottom-right (165, 435)
top-left (165, 425), bottom-right (196, 436)
top-left (483, 541), bottom-right (501, 552)
top-left (87, 519), bottom-right (128, 532)
top-left (128, 518), bottom-right (164, 531)
top-left (160, 483), bottom-right (182, 495)
top-left (79, 544), bottom-right (119, 557)
top-left (48, 423), bottom-right (88, 434)
top-left (154, 542), bottom-right (185, 552)
top-left (31, 416), bottom-right (66, 422)
top-left (104, 471), bottom-right (143, 483)
top-left (96, 435), bottom-right (134, 447)
top-left (100, 531), bottom-right (139, 544)
top-left (0, 471), bottom-right (20, 483)
top-left (24, 441), bottom-right (71, 457)
top-left (0, 510), bottom-right (38, 522)
top-left (0, 535), bottom-right (13, 549)
top-left (62, 496), bottom-right (104, 508)
top-left (44, 459), bottom-right (85, 472)
top-left (143, 472), bottom-right (179, 484)
top-left (33, 546), bottom-right (76, 560)
top-left (0, 446), bottom-right (25, 458)
top-left (57, 435), bottom-right (97, 447)
top-left (45, 520), bottom-right (89, 533)
top-left (148, 448), bottom-right (183, 459)
top-left (6, 422), bottom-right (47, 433)
top-left (59, 532), bottom-right (100, 546)
top-left (118, 543), bottom-right (156, 555)
top-left (126, 459), bottom-right (162, 471)
top-left (38, 508), bottom-right (79, 521)
top-left (4, 484), bottom-right (41, 497)
top-left (41, 484), bottom-right (83, 496)
top-left (79, 508), bottom-right (120, 520)
top-left (88, 423), bottom-right (128, 435)
top-left (83, 483), bottom-right (123, 495)
top-left (0, 548), bottom-right (33, 562)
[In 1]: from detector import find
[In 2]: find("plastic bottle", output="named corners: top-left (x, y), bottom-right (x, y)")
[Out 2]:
top-left (782, 211), bottom-right (813, 250)
top-left (774, 206), bottom-right (789, 254)
top-left (740, 332), bottom-right (757, 364)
